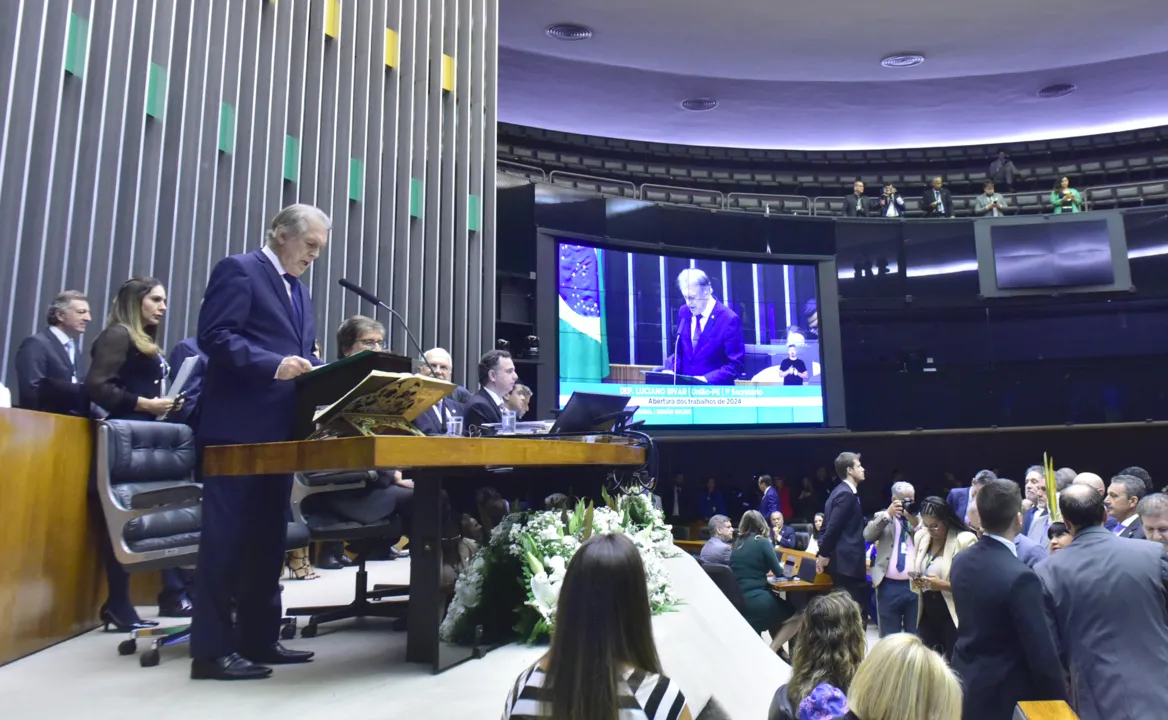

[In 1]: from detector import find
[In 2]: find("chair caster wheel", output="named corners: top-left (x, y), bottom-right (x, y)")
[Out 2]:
top-left (280, 624), bottom-right (296, 641)
top-left (117, 639), bottom-right (137, 656)
top-left (301, 624), bottom-right (318, 639)
top-left (139, 649), bottom-right (160, 667)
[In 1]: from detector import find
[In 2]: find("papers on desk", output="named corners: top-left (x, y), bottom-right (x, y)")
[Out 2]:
top-left (480, 420), bottom-right (554, 435)
top-left (165, 356), bottom-right (200, 399)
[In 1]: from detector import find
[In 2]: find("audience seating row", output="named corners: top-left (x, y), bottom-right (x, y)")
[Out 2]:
top-left (500, 141), bottom-right (1168, 197)
top-left (500, 121), bottom-right (1168, 170)
top-left (499, 164), bottom-right (1168, 218)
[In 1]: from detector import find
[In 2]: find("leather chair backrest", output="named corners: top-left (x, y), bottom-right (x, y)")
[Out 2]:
top-left (794, 531), bottom-right (810, 552)
top-left (106, 419), bottom-right (195, 484)
top-left (702, 562), bottom-right (749, 616)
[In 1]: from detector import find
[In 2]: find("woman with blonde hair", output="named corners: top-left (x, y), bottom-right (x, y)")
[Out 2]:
top-left (769, 591), bottom-right (865, 720)
top-left (845, 633), bottom-right (962, 720)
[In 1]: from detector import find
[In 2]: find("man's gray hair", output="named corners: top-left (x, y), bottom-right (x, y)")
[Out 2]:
top-left (677, 268), bottom-right (711, 290)
top-left (1055, 468), bottom-right (1077, 492)
top-left (972, 469), bottom-right (997, 487)
top-left (266, 203), bottom-right (331, 244)
top-left (46, 290), bottom-right (88, 326)
top-left (1025, 465), bottom-right (1044, 479)
top-left (1110, 474), bottom-right (1145, 501)
top-left (891, 481), bottom-right (914, 499)
top-left (1137, 493), bottom-right (1168, 518)
top-left (708, 514), bottom-right (730, 534)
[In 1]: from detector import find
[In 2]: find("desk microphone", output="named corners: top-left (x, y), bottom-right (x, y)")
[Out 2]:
top-left (338, 278), bottom-right (448, 431)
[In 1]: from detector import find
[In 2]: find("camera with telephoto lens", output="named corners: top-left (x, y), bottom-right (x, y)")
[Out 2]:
top-left (901, 499), bottom-right (917, 516)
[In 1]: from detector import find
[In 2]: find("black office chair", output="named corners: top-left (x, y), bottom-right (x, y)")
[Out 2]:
top-left (95, 419), bottom-right (201, 667)
top-left (286, 471), bottom-right (409, 637)
top-left (699, 559), bottom-right (749, 618)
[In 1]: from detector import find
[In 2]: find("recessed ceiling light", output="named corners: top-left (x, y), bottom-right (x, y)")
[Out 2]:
top-left (546, 23), bottom-right (593, 41)
top-left (881, 54), bottom-right (925, 68)
top-left (681, 98), bottom-right (718, 112)
top-left (1037, 83), bottom-right (1077, 99)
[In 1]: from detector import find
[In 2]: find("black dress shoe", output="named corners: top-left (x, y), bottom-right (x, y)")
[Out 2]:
top-left (191, 653), bottom-right (272, 680)
top-left (337, 552), bottom-right (355, 567)
top-left (100, 604), bottom-right (160, 633)
top-left (242, 642), bottom-right (314, 665)
top-left (158, 595), bottom-right (194, 618)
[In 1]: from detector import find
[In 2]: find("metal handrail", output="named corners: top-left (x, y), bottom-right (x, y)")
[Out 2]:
top-left (497, 160), bottom-right (546, 181)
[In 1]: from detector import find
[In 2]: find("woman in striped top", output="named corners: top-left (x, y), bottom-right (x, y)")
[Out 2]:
top-left (503, 533), bottom-right (692, 720)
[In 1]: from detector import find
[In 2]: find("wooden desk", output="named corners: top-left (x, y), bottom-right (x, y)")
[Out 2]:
top-left (673, 539), bottom-right (833, 592)
top-left (1014, 701), bottom-right (1079, 720)
top-left (204, 435), bottom-right (645, 672)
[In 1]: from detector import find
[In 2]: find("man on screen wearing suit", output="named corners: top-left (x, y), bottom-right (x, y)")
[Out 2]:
top-left (190, 205), bottom-right (329, 681)
top-left (14, 290), bottom-right (92, 416)
top-left (1035, 485), bottom-right (1168, 720)
top-left (461, 349), bottom-right (518, 435)
top-left (950, 479), bottom-right (1066, 720)
top-left (663, 268), bottom-right (744, 386)
top-left (817, 452), bottom-right (870, 622)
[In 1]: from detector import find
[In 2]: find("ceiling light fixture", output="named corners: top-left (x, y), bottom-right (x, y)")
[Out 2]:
top-left (681, 98), bottom-right (718, 112)
top-left (545, 23), bottom-right (593, 41)
top-left (1037, 83), bottom-right (1077, 99)
top-left (881, 54), bottom-right (925, 68)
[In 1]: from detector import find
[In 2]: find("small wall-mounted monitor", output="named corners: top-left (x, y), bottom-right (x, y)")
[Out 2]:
top-left (975, 211), bottom-right (1132, 297)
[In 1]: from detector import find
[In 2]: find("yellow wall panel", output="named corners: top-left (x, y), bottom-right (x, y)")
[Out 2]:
top-left (325, 0), bottom-right (340, 38)
top-left (386, 28), bottom-right (399, 67)
top-left (442, 54), bottom-right (455, 92)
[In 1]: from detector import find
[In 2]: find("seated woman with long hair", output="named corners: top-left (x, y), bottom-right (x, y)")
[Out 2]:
top-left (843, 633), bottom-right (962, 720)
top-left (769, 591), bottom-right (866, 720)
top-left (910, 497), bottom-right (977, 661)
top-left (503, 533), bottom-right (692, 720)
top-left (730, 510), bottom-right (801, 654)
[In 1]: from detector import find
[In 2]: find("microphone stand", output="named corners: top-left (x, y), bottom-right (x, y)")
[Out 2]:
top-left (338, 279), bottom-right (448, 433)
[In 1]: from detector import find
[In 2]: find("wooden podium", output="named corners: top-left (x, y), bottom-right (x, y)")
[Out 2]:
top-left (204, 435), bottom-right (645, 672)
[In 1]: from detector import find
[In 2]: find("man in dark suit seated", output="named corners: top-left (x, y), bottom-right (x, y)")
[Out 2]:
top-left (461, 349), bottom-right (517, 435)
top-left (950, 478), bottom-right (1067, 720)
top-left (816, 452), bottom-right (870, 622)
top-left (414, 347), bottom-right (467, 435)
top-left (15, 290), bottom-right (92, 416)
top-left (660, 268), bottom-right (745, 386)
top-left (843, 180), bottom-right (874, 217)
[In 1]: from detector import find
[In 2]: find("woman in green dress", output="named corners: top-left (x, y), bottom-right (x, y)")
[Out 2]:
top-left (1050, 176), bottom-right (1083, 213)
top-left (730, 510), bottom-right (801, 654)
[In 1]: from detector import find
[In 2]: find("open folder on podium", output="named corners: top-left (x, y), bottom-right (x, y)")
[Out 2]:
top-left (307, 371), bottom-right (455, 440)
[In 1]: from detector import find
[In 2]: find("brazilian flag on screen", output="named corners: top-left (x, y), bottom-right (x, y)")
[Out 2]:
top-left (558, 244), bottom-right (609, 382)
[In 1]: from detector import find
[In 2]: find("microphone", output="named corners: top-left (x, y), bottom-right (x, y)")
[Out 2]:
top-left (338, 278), bottom-right (448, 432)
top-left (673, 322), bottom-right (684, 387)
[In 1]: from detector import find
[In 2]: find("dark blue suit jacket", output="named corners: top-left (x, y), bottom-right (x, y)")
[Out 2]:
top-left (818, 482), bottom-right (866, 579)
top-left (947, 487), bottom-right (971, 523)
top-left (668, 300), bottom-right (744, 385)
top-left (698, 490), bottom-right (727, 519)
top-left (167, 337), bottom-right (206, 426)
top-left (773, 524), bottom-right (797, 549)
top-left (413, 396), bottom-right (463, 436)
top-left (14, 327), bottom-right (89, 416)
top-left (196, 249), bottom-right (321, 445)
top-left (951, 536), bottom-right (1067, 719)
top-left (759, 486), bottom-right (781, 518)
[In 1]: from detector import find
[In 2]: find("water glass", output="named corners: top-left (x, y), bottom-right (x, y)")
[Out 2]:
top-left (445, 416), bottom-right (464, 436)
top-left (500, 409), bottom-right (517, 435)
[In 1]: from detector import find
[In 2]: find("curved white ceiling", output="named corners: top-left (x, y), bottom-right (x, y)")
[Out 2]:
top-left (497, 0), bottom-right (1168, 149)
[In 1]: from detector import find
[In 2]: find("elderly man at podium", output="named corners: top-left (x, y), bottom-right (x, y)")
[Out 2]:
top-left (190, 205), bottom-right (329, 681)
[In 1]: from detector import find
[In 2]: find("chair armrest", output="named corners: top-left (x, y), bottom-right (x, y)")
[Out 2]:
top-left (127, 482), bottom-right (202, 510)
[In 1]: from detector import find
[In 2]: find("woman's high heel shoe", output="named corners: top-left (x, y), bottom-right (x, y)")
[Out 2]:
top-left (285, 547), bottom-right (319, 580)
top-left (100, 604), bottom-right (160, 632)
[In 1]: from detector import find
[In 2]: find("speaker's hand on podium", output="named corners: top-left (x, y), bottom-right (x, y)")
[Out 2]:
top-left (276, 356), bottom-right (314, 380)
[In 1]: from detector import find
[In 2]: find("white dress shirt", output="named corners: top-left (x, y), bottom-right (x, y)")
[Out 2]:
top-left (883, 195), bottom-right (905, 217)
top-left (484, 386), bottom-right (506, 414)
top-left (261, 245), bottom-right (293, 299)
top-left (690, 296), bottom-right (716, 340)
top-left (986, 533), bottom-right (1019, 557)
top-left (49, 325), bottom-right (78, 382)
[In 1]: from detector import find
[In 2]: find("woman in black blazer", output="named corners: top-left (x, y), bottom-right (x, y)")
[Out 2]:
top-left (86, 277), bottom-right (188, 628)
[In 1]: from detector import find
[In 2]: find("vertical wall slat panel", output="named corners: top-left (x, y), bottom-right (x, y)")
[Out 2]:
top-left (0, 0), bottom-right (500, 390)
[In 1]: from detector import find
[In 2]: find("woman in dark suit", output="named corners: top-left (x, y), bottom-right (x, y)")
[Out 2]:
top-left (730, 510), bottom-right (800, 656)
top-left (85, 277), bottom-right (189, 628)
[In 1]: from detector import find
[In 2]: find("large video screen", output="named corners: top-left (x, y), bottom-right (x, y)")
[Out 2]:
top-left (556, 240), bottom-right (825, 427)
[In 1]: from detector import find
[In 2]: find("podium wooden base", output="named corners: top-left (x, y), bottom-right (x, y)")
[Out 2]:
top-left (204, 435), bottom-right (644, 672)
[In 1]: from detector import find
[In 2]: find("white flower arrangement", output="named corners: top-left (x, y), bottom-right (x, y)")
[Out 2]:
top-left (440, 487), bottom-right (680, 645)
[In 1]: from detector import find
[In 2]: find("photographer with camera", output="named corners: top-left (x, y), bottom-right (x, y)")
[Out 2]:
top-left (879, 182), bottom-right (905, 218)
top-left (864, 480), bottom-right (920, 636)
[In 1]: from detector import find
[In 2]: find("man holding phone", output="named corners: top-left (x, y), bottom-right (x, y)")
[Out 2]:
top-left (864, 481), bottom-right (920, 636)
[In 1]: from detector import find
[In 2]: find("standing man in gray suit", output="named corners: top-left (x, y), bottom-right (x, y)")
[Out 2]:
top-left (864, 480), bottom-right (919, 636)
top-left (1035, 485), bottom-right (1168, 720)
